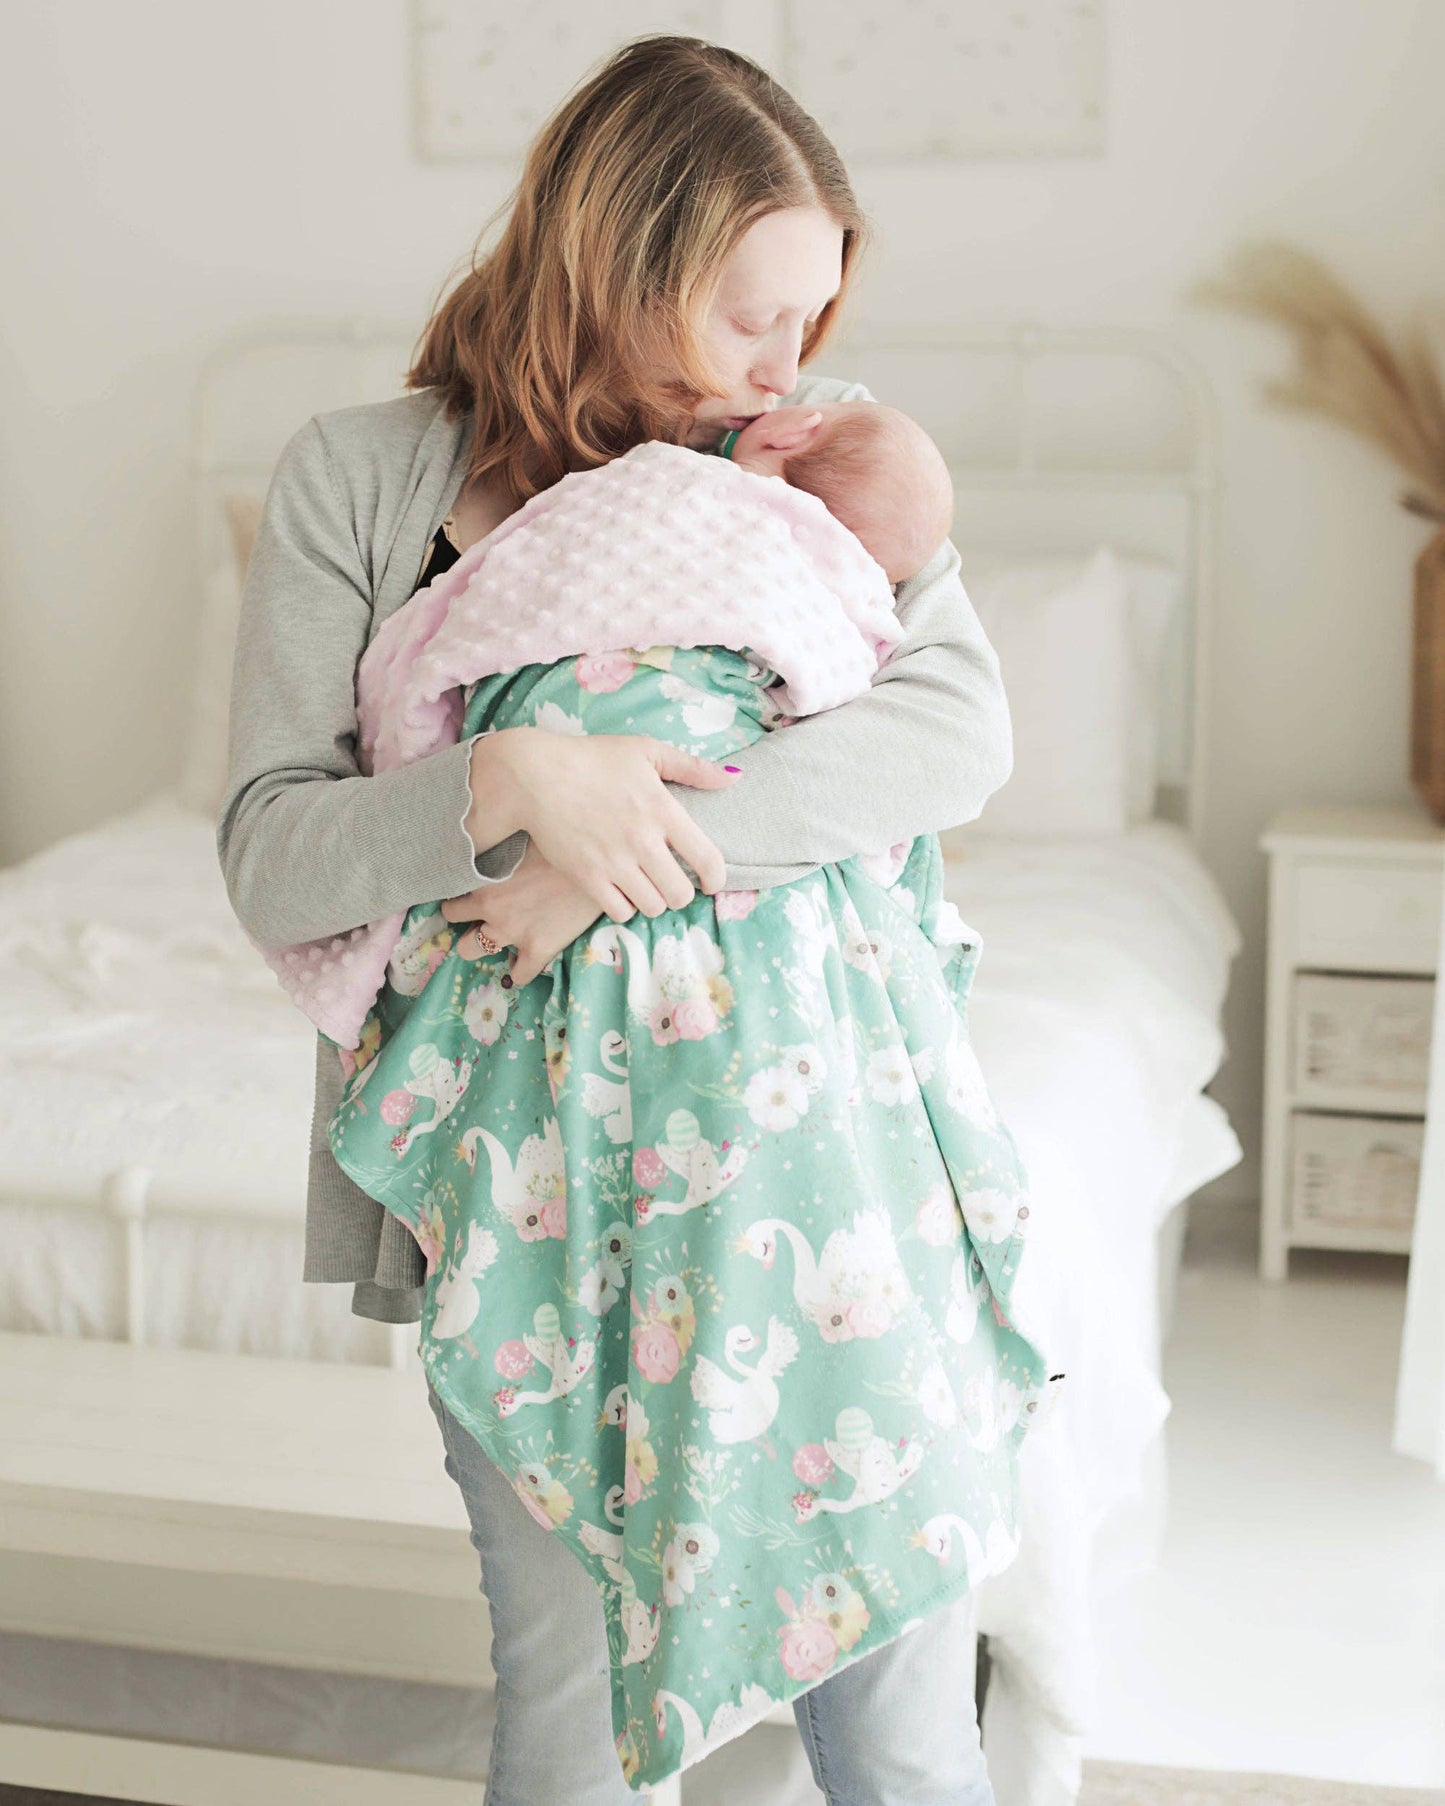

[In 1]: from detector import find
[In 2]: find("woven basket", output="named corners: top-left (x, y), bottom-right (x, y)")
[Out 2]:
top-left (1410, 524), bottom-right (1445, 822)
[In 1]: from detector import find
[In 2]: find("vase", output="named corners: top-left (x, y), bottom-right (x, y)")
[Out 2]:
top-left (1411, 525), bottom-right (1445, 824)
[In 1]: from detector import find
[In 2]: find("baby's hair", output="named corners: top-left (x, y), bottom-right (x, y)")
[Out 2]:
top-left (786, 404), bottom-right (954, 582)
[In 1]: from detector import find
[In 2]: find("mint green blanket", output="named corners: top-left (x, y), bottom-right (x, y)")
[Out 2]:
top-left (327, 643), bottom-right (1051, 1791)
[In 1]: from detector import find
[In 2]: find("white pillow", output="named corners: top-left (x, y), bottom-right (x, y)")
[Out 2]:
top-left (964, 545), bottom-right (1182, 826)
top-left (962, 545), bottom-right (1133, 837)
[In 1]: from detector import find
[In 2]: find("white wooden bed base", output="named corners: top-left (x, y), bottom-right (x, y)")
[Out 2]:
top-left (0, 317), bottom-right (1218, 1803)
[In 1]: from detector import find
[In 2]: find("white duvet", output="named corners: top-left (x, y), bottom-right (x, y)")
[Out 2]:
top-left (0, 793), bottom-right (1242, 1804)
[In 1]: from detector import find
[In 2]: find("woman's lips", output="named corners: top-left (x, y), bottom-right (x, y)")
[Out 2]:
top-left (722, 415), bottom-right (760, 430)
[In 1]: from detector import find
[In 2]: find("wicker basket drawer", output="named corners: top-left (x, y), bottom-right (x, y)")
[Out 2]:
top-left (1291, 972), bottom-right (1435, 1105)
top-left (1289, 1111), bottom-right (1423, 1233)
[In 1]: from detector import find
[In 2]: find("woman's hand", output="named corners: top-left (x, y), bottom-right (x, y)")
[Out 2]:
top-left (465, 727), bottom-right (739, 921)
top-left (441, 843), bottom-right (604, 987)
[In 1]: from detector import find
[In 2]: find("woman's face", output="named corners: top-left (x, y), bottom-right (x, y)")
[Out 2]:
top-left (684, 205), bottom-right (845, 452)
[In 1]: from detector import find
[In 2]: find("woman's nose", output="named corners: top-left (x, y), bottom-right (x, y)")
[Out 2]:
top-left (751, 339), bottom-right (803, 403)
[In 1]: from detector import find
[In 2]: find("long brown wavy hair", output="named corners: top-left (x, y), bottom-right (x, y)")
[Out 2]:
top-left (405, 35), bottom-right (872, 504)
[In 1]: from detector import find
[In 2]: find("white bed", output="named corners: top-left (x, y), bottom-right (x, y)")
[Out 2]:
top-left (0, 321), bottom-right (1243, 1806)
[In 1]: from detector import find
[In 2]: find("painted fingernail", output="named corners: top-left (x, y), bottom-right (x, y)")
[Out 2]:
top-left (724, 764), bottom-right (741, 773)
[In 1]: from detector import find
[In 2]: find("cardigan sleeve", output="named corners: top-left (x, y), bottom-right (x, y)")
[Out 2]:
top-left (671, 383), bottom-right (1014, 891)
top-left (215, 416), bottom-right (525, 950)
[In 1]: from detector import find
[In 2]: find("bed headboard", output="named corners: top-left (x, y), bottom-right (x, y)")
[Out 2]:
top-left (193, 317), bottom-right (1217, 838)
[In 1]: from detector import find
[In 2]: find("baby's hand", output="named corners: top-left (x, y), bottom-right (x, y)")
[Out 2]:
top-left (731, 407), bottom-right (824, 460)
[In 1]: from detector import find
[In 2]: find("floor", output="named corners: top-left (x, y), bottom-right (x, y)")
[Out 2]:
top-left (1086, 1199), bottom-right (1445, 1792)
top-left (2, 1202), bottom-right (1442, 1803)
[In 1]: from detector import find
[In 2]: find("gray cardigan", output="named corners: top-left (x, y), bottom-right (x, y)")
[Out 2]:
top-left (216, 370), bottom-right (1013, 1324)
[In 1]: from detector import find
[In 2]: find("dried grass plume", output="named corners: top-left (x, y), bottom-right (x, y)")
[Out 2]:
top-left (1189, 240), bottom-right (1445, 524)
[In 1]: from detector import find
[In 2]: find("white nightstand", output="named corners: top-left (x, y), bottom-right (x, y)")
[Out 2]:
top-left (1259, 805), bottom-right (1445, 1280)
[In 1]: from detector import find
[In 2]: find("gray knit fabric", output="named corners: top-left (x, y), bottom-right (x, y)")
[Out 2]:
top-left (216, 373), bottom-right (1013, 1324)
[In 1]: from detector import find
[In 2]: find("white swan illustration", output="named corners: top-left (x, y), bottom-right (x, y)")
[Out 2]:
top-left (430, 1222), bottom-right (499, 1345)
top-left (657, 670), bottom-right (738, 737)
top-left (653, 1681), bottom-right (776, 1765)
top-left (494, 1302), bottom-right (595, 1418)
top-left (910, 1504), bottom-right (1020, 1584)
top-left (578, 1483), bottom-right (628, 1586)
top-left (732, 1208), bottom-right (911, 1335)
top-left (580, 1029), bottom-right (631, 1144)
top-left (795, 1406), bottom-right (924, 1520)
top-left (459, 1119), bottom-right (566, 1238)
top-left (690, 1319), bottom-right (799, 1447)
top-left (619, 1568), bottom-right (660, 1665)
top-left (652, 1131), bottom-right (749, 1216)
top-left (586, 920), bottom-right (724, 1019)
top-left (394, 1045), bottom-right (473, 1155)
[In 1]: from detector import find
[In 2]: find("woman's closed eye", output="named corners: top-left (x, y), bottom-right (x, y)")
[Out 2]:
top-left (732, 312), bottom-right (823, 339)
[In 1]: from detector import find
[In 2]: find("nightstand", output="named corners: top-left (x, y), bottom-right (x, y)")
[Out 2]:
top-left (1259, 805), bottom-right (1445, 1280)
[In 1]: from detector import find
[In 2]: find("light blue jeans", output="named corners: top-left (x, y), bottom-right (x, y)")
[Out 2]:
top-left (425, 1377), bottom-right (997, 1805)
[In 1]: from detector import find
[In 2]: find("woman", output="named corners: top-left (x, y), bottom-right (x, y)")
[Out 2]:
top-left (219, 34), bottom-right (1012, 1806)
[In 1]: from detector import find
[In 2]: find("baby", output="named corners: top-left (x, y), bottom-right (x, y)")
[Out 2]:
top-left (718, 401), bottom-right (956, 585)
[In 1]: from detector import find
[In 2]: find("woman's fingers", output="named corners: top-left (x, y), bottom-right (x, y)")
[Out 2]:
top-left (659, 798), bottom-right (728, 894)
top-left (646, 740), bottom-right (742, 791)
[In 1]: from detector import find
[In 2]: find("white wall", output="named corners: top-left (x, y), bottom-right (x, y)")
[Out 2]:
top-left (3, 0), bottom-right (1444, 1208)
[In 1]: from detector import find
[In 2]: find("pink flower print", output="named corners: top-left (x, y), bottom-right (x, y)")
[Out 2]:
top-left (516, 1484), bottom-right (554, 1529)
top-left (792, 1442), bottom-right (835, 1486)
top-left (632, 1320), bottom-right (680, 1384)
top-left (814, 1301), bottom-right (855, 1344)
top-left (576, 650), bottom-right (635, 693)
top-left (672, 996), bottom-right (719, 1041)
top-left (779, 1614), bottom-right (839, 1682)
top-left (494, 1339), bottom-right (533, 1380)
top-left (715, 888), bottom-right (758, 921)
top-left (380, 1089), bottom-right (416, 1126)
top-left (516, 1204), bottom-right (552, 1242)
top-left (648, 1003), bottom-right (680, 1046)
top-left (540, 1195), bottom-right (568, 1239)
top-left (846, 1295), bottom-right (893, 1339)
top-left (633, 1146), bottom-right (667, 1190)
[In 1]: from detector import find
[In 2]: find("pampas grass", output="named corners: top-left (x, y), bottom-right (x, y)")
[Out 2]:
top-left (1189, 240), bottom-right (1445, 523)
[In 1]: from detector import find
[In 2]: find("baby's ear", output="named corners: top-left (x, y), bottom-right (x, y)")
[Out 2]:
top-left (749, 406), bottom-right (825, 452)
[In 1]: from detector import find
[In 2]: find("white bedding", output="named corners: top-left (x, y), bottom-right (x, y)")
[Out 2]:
top-left (0, 794), bottom-right (1242, 1801)
top-left (937, 820), bottom-right (1242, 1802)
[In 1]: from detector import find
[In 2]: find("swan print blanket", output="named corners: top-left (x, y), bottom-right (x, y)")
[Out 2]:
top-left (317, 441), bottom-right (1056, 1793)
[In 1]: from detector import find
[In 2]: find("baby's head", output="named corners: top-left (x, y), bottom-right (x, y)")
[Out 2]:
top-left (723, 402), bottom-right (953, 585)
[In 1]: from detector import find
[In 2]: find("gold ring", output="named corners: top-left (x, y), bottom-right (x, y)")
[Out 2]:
top-left (474, 930), bottom-right (500, 956)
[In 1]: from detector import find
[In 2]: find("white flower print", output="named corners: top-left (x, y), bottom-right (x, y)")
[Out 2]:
top-left (917, 1360), bottom-right (959, 1426)
top-left (960, 1187), bottom-right (1019, 1245)
top-left (661, 1538), bottom-right (697, 1606)
top-left (944, 1030), bottom-right (999, 1128)
top-left (578, 1259), bottom-right (624, 1316)
top-left (867, 1043), bottom-right (919, 1107)
top-left (463, 979), bottom-right (509, 1045)
top-left (779, 1042), bottom-right (826, 1095)
top-left (745, 1063), bottom-right (810, 1133)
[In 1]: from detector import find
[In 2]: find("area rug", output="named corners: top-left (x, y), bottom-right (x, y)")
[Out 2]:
top-left (1080, 1760), bottom-right (1445, 1806)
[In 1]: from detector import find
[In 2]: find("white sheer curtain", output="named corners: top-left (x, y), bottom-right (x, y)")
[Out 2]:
top-left (1393, 898), bottom-right (1445, 1479)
